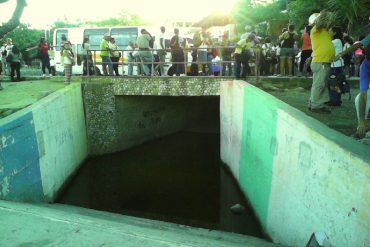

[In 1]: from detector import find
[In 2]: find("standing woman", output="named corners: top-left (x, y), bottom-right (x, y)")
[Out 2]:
top-left (300, 25), bottom-right (312, 76)
top-left (81, 37), bottom-right (93, 75)
top-left (38, 37), bottom-right (52, 76)
top-left (170, 28), bottom-right (185, 76)
top-left (279, 24), bottom-right (298, 76)
top-left (109, 37), bottom-right (120, 76)
top-left (62, 42), bottom-right (74, 85)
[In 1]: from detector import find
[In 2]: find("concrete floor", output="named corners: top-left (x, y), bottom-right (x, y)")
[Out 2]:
top-left (0, 200), bottom-right (285, 247)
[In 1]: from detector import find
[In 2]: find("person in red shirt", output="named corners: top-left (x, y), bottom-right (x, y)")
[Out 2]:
top-left (300, 25), bottom-right (312, 76)
top-left (38, 37), bottom-right (52, 76)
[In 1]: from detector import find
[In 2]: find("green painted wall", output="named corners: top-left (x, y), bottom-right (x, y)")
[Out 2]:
top-left (220, 80), bottom-right (370, 246)
top-left (239, 85), bottom-right (277, 227)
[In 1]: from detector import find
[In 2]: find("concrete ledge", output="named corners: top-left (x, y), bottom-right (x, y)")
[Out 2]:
top-left (220, 80), bottom-right (370, 246)
top-left (0, 200), bottom-right (283, 247)
top-left (81, 76), bottom-right (230, 96)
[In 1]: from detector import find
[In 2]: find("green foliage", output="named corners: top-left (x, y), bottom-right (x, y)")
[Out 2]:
top-left (327, 0), bottom-right (370, 25)
top-left (232, 0), bottom-right (369, 39)
top-left (288, 0), bottom-right (370, 34)
top-left (232, 0), bottom-right (289, 37)
top-left (288, 0), bottom-right (325, 30)
top-left (2, 24), bottom-right (44, 63)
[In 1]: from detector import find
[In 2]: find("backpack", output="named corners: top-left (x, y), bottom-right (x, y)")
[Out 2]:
top-left (328, 74), bottom-right (351, 106)
top-left (265, 46), bottom-right (276, 61)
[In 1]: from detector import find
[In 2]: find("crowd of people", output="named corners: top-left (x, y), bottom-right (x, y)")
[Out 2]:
top-left (0, 19), bottom-right (369, 139)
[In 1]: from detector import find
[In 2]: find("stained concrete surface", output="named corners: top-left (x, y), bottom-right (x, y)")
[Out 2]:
top-left (0, 200), bottom-right (286, 247)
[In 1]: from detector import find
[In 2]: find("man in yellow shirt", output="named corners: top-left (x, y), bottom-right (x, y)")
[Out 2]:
top-left (100, 33), bottom-right (113, 76)
top-left (234, 34), bottom-right (254, 79)
top-left (309, 11), bottom-right (335, 113)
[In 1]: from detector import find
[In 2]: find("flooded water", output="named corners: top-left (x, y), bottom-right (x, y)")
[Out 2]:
top-left (57, 131), bottom-right (264, 238)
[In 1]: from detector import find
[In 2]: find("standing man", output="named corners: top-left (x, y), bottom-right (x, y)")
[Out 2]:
top-left (155, 26), bottom-right (166, 76)
top-left (234, 34), bottom-right (254, 79)
top-left (100, 33), bottom-right (113, 76)
top-left (308, 11), bottom-right (335, 113)
top-left (135, 29), bottom-right (153, 76)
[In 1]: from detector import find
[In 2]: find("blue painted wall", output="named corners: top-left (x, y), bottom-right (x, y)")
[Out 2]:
top-left (0, 112), bottom-right (44, 201)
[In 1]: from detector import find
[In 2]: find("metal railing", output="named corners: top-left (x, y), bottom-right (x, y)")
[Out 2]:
top-left (73, 45), bottom-right (268, 77)
top-left (84, 46), bottom-right (238, 77)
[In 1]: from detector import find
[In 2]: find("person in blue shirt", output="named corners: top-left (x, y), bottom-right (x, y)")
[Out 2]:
top-left (355, 43), bottom-right (370, 138)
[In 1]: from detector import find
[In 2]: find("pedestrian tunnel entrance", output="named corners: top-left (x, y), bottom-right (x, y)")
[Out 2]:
top-left (74, 90), bottom-right (265, 237)
top-left (0, 78), bottom-right (368, 247)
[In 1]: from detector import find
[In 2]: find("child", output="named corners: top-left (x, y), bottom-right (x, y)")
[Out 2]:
top-left (355, 43), bottom-right (370, 138)
top-left (62, 42), bottom-right (74, 85)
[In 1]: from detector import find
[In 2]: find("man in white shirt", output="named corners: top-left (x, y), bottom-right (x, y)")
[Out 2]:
top-left (155, 26), bottom-right (167, 76)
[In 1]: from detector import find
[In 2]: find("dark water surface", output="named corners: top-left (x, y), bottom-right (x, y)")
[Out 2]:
top-left (57, 131), bottom-right (264, 238)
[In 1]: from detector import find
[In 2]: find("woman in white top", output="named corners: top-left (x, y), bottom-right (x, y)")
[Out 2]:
top-left (81, 37), bottom-right (93, 75)
top-left (109, 37), bottom-right (120, 76)
top-left (330, 27), bottom-right (344, 76)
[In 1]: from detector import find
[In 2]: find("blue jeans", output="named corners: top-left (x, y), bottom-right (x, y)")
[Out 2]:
top-left (136, 51), bottom-right (153, 75)
top-left (127, 56), bottom-right (134, 75)
top-left (207, 53), bottom-right (213, 75)
top-left (102, 56), bottom-right (113, 76)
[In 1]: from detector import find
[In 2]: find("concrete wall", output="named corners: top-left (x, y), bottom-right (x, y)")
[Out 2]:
top-left (0, 84), bottom-right (88, 202)
top-left (220, 80), bottom-right (370, 246)
top-left (83, 81), bottom-right (221, 155)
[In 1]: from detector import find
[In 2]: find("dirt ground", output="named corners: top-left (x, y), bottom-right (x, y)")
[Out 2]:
top-left (257, 82), bottom-right (360, 137)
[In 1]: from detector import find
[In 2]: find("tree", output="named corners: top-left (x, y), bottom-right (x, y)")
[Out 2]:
top-left (0, 0), bottom-right (27, 40)
top-left (287, 0), bottom-right (325, 31)
top-left (288, 0), bottom-right (370, 36)
top-left (232, 0), bottom-right (289, 38)
top-left (3, 23), bottom-right (43, 63)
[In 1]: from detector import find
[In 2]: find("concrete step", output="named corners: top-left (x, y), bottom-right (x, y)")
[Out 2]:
top-left (0, 200), bottom-right (286, 247)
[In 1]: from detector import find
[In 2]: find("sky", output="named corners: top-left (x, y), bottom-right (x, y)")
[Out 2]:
top-left (1, 0), bottom-right (240, 29)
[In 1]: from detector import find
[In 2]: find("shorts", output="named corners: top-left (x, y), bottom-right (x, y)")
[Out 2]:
top-left (280, 48), bottom-right (295, 58)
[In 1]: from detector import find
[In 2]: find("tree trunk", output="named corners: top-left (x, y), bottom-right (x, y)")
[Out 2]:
top-left (0, 0), bottom-right (27, 40)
